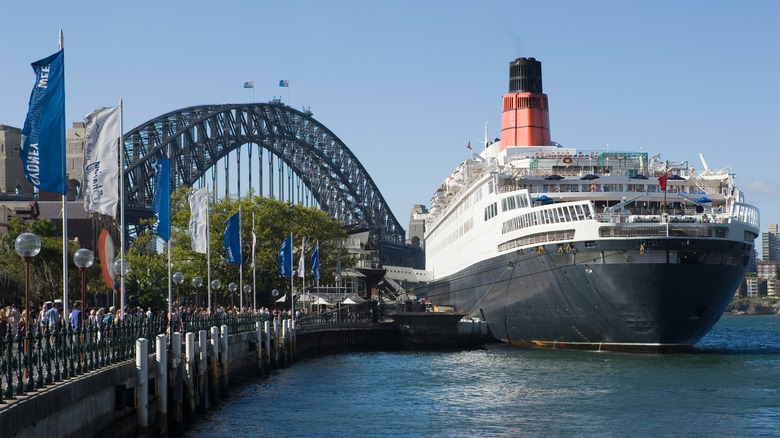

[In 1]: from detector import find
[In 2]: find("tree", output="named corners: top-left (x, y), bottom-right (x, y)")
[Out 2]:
top-left (125, 189), bottom-right (352, 311)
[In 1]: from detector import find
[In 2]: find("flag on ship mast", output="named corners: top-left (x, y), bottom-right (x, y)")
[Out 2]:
top-left (658, 173), bottom-right (668, 192)
top-left (82, 106), bottom-right (120, 217)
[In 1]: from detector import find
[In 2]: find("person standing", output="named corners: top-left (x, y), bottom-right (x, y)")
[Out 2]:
top-left (70, 302), bottom-right (83, 330)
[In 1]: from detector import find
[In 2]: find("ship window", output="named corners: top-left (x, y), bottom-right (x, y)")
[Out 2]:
top-left (563, 207), bottom-right (572, 222)
top-left (703, 251), bottom-right (723, 264)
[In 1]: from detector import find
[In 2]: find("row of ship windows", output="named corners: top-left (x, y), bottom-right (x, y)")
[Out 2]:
top-left (500, 204), bottom-right (592, 234)
top-left (498, 230), bottom-right (576, 252)
top-left (599, 226), bottom-right (729, 239)
top-left (429, 217), bottom-right (475, 256)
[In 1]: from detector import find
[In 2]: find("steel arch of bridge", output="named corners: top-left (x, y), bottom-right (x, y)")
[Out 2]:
top-left (122, 103), bottom-right (405, 245)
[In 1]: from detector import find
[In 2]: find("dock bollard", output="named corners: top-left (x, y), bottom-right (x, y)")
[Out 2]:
top-left (273, 319), bottom-right (279, 367)
top-left (136, 338), bottom-right (149, 438)
top-left (255, 322), bottom-right (263, 376)
top-left (171, 332), bottom-right (184, 435)
top-left (185, 332), bottom-right (196, 420)
top-left (220, 325), bottom-right (229, 393)
top-left (209, 326), bottom-right (219, 405)
top-left (198, 330), bottom-right (208, 410)
top-left (263, 321), bottom-right (271, 371)
top-left (156, 334), bottom-right (168, 438)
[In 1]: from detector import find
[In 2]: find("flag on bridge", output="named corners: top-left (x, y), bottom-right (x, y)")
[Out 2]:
top-left (21, 49), bottom-right (66, 195)
top-left (83, 106), bottom-right (119, 217)
top-left (278, 234), bottom-right (292, 276)
top-left (244, 81), bottom-right (254, 88)
top-left (150, 158), bottom-right (171, 241)
top-left (189, 188), bottom-right (209, 254)
top-left (223, 210), bottom-right (242, 264)
top-left (279, 80), bottom-right (289, 87)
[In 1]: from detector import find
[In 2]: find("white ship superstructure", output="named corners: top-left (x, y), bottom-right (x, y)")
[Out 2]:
top-left (420, 57), bottom-right (759, 352)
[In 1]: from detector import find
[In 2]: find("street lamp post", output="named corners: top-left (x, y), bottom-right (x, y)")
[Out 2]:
top-left (15, 233), bottom-right (41, 337)
top-left (242, 285), bottom-right (251, 312)
top-left (173, 272), bottom-right (185, 308)
top-left (15, 232), bottom-right (41, 391)
top-left (73, 248), bottom-right (94, 326)
top-left (272, 288), bottom-right (279, 310)
top-left (228, 282), bottom-right (237, 311)
top-left (210, 279), bottom-right (221, 313)
top-left (113, 258), bottom-right (131, 318)
top-left (192, 276), bottom-right (203, 310)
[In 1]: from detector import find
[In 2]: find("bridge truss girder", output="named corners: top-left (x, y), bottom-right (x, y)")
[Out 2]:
top-left (122, 103), bottom-right (406, 245)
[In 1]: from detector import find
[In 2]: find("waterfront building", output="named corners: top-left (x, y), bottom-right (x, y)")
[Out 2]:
top-left (407, 204), bottom-right (427, 249)
top-left (745, 277), bottom-right (759, 298)
top-left (757, 260), bottom-right (778, 281)
top-left (762, 224), bottom-right (779, 262)
top-left (767, 279), bottom-right (778, 297)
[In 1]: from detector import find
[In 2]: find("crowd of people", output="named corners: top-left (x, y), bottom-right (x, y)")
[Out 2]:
top-left (0, 301), bottom-right (294, 340)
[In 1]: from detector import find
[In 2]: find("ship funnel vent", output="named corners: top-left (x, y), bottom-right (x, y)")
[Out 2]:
top-left (509, 57), bottom-right (543, 94)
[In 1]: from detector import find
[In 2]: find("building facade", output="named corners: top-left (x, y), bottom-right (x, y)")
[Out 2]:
top-left (762, 224), bottom-right (779, 263)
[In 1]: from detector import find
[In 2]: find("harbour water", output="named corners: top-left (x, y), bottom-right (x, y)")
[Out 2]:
top-left (187, 315), bottom-right (780, 437)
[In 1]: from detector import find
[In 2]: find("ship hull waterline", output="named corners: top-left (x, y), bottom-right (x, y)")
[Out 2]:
top-left (424, 238), bottom-right (749, 353)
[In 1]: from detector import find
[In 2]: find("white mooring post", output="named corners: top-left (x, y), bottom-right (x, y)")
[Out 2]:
top-left (185, 332), bottom-right (196, 419)
top-left (199, 329), bottom-right (209, 409)
top-left (263, 320), bottom-right (271, 369)
top-left (171, 332), bottom-right (183, 434)
top-left (156, 334), bottom-right (168, 437)
top-left (220, 325), bottom-right (229, 390)
top-left (136, 338), bottom-right (149, 438)
top-left (255, 321), bottom-right (263, 375)
top-left (209, 326), bottom-right (219, 401)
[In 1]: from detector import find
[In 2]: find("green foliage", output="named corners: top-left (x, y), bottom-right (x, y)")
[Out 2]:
top-left (0, 217), bottom-right (106, 309)
top-left (125, 189), bottom-right (351, 310)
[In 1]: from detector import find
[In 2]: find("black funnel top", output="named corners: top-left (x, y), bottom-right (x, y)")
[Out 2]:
top-left (508, 57), bottom-right (543, 94)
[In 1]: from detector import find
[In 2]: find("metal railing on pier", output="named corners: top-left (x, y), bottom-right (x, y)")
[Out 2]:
top-left (0, 312), bottom-right (272, 403)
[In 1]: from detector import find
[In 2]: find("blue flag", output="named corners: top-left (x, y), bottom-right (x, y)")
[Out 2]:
top-left (278, 235), bottom-right (292, 276)
top-left (279, 80), bottom-right (289, 87)
top-left (21, 50), bottom-right (66, 194)
top-left (310, 243), bottom-right (320, 282)
top-left (150, 158), bottom-right (170, 241)
top-left (223, 211), bottom-right (242, 264)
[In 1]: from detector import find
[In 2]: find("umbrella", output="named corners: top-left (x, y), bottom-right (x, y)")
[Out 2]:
top-left (580, 174), bottom-right (600, 180)
top-left (342, 297), bottom-right (360, 305)
top-left (630, 174), bottom-right (648, 180)
top-left (697, 196), bottom-right (712, 203)
top-left (545, 174), bottom-right (564, 180)
top-left (535, 195), bottom-right (552, 203)
top-left (275, 295), bottom-right (287, 303)
top-left (311, 297), bottom-right (331, 306)
top-left (668, 175), bottom-right (685, 180)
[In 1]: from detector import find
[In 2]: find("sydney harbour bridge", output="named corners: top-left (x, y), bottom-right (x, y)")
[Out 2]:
top-left (119, 100), bottom-right (421, 268)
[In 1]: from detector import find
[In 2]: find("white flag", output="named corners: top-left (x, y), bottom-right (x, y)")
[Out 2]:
top-left (297, 237), bottom-right (305, 278)
top-left (251, 228), bottom-right (257, 269)
top-left (82, 106), bottom-right (119, 217)
top-left (189, 188), bottom-right (209, 254)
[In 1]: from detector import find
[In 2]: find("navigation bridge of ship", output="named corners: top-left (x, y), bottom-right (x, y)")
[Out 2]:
top-left (120, 102), bottom-right (418, 267)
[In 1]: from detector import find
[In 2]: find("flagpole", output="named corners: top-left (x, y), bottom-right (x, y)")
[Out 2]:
top-left (239, 205), bottom-right (243, 312)
top-left (59, 29), bottom-right (69, 320)
top-left (290, 231), bottom-right (294, 319)
top-left (119, 98), bottom-right (126, 319)
top-left (167, 144), bottom-right (172, 331)
top-left (207, 196), bottom-right (211, 313)
top-left (252, 212), bottom-right (256, 311)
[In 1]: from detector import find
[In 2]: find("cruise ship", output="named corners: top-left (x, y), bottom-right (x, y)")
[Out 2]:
top-left (423, 57), bottom-right (760, 352)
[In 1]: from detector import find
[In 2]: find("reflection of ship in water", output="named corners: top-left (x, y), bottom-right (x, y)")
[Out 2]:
top-left (419, 57), bottom-right (759, 352)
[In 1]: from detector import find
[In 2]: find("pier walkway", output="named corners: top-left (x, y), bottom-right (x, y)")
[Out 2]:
top-left (0, 301), bottom-right (488, 438)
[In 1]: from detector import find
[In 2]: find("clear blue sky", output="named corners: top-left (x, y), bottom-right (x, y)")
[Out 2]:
top-left (1, 1), bottom-right (778, 255)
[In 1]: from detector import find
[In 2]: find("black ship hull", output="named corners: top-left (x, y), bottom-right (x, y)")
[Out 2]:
top-left (425, 238), bottom-right (750, 352)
